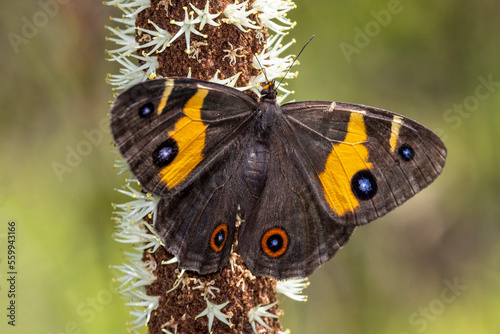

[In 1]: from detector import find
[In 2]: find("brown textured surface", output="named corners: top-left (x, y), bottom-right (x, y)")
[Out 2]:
top-left (145, 243), bottom-right (283, 334)
top-left (136, 0), bottom-right (265, 90)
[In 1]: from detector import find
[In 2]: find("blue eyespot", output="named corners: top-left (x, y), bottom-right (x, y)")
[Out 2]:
top-left (138, 102), bottom-right (154, 118)
top-left (157, 147), bottom-right (172, 160)
top-left (357, 177), bottom-right (373, 194)
top-left (262, 228), bottom-right (288, 257)
top-left (269, 237), bottom-right (281, 249)
top-left (215, 230), bottom-right (225, 247)
top-left (351, 169), bottom-right (378, 200)
top-left (398, 143), bottom-right (415, 161)
top-left (152, 138), bottom-right (178, 167)
top-left (210, 224), bottom-right (228, 252)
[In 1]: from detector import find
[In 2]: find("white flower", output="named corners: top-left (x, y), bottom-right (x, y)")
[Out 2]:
top-left (113, 156), bottom-right (130, 175)
top-left (241, 34), bottom-right (297, 100)
top-left (248, 301), bottom-right (279, 333)
top-left (126, 289), bottom-right (160, 331)
top-left (252, 0), bottom-right (297, 34)
top-left (107, 52), bottom-right (159, 91)
top-left (104, 0), bottom-right (151, 17)
top-left (106, 25), bottom-right (139, 57)
top-left (112, 179), bottom-right (162, 252)
top-left (109, 13), bottom-right (136, 28)
top-left (276, 278), bottom-right (309, 302)
top-left (168, 6), bottom-right (207, 54)
top-left (137, 20), bottom-right (173, 55)
top-left (113, 259), bottom-right (156, 292)
top-left (223, 42), bottom-right (245, 66)
top-left (222, 0), bottom-right (261, 32)
top-left (113, 181), bottom-right (157, 224)
top-left (190, 0), bottom-right (221, 30)
top-left (195, 299), bottom-right (232, 332)
top-left (209, 70), bottom-right (241, 87)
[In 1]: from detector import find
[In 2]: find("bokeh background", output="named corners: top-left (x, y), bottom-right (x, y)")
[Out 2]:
top-left (1, 0), bottom-right (499, 333)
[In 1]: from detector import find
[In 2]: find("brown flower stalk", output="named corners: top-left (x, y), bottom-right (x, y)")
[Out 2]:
top-left (106, 0), bottom-right (306, 333)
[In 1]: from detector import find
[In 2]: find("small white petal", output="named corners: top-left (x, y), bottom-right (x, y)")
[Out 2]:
top-left (248, 301), bottom-right (279, 333)
top-left (276, 278), bottom-right (309, 302)
top-left (196, 299), bottom-right (232, 332)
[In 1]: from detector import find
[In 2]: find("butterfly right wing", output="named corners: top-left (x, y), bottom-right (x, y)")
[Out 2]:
top-left (281, 100), bottom-right (447, 226)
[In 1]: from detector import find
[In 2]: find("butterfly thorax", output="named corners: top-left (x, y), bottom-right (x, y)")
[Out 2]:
top-left (254, 87), bottom-right (281, 137)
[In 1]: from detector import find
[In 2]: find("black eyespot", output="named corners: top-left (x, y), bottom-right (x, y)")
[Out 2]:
top-left (398, 143), bottom-right (415, 161)
top-left (138, 102), bottom-right (155, 118)
top-left (262, 228), bottom-right (288, 257)
top-left (215, 230), bottom-right (225, 247)
top-left (351, 169), bottom-right (378, 200)
top-left (152, 138), bottom-right (178, 167)
top-left (267, 235), bottom-right (283, 252)
top-left (210, 224), bottom-right (228, 252)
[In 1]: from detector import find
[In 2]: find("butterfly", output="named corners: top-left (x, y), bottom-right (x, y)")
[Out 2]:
top-left (110, 77), bottom-right (446, 280)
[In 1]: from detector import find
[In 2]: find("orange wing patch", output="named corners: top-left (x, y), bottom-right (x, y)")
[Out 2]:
top-left (159, 89), bottom-right (209, 188)
top-left (389, 115), bottom-right (403, 152)
top-left (318, 112), bottom-right (372, 216)
top-left (157, 79), bottom-right (175, 115)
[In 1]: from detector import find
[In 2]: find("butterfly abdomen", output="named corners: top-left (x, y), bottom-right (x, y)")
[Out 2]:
top-left (244, 140), bottom-right (270, 199)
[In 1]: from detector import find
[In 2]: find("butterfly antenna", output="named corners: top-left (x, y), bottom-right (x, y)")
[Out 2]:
top-left (276, 35), bottom-right (315, 91)
top-left (236, 30), bottom-right (270, 85)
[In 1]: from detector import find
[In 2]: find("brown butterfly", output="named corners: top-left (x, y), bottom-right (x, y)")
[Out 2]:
top-left (110, 77), bottom-right (446, 279)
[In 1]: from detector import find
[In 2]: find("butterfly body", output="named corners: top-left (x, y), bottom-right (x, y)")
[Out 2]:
top-left (111, 77), bottom-right (446, 279)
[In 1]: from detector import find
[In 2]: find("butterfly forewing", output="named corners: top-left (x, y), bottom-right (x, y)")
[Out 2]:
top-left (110, 78), bottom-right (256, 197)
top-left (281, 101), bottom-right (447, 226)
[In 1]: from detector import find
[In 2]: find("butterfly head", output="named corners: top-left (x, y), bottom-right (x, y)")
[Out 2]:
top-left (260, 80), bottom-right (277, 101)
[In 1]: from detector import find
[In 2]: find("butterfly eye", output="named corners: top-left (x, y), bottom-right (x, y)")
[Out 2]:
top-left (398, 143), bottom-right (415, 161)
top-left (261, 228), bottom-right (288, 258)
top-left (138, 102), bottom-right (155, 118)
top-left (210, 224), bottom-right (228, 252)
top-left (261, 88), bottom-right (269, 96)
top-left (152, 138), bottom-right (179, 167)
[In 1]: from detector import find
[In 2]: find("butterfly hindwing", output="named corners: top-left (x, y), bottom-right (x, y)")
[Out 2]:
top-left (238, 123), bottom-right (356, 279)
top-left (154, 138), bottom-right (249, 274)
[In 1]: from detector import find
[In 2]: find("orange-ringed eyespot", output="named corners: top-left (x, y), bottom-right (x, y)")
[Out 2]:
top-left (210, 224), bottom-right (228, 252)
top-left (262, 228), bottom-right (288, 257)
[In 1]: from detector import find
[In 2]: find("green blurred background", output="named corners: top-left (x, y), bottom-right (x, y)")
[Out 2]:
top-left (1, 0), bottom-right (499, 333)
